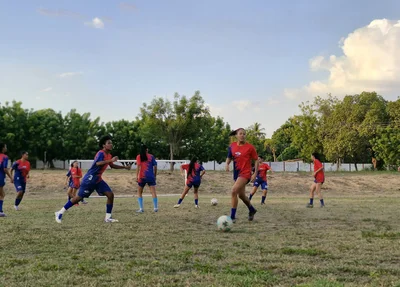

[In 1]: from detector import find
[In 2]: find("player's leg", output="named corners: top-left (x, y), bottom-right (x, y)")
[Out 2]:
top-left (95, 181), bottom-right (118, 222)
top-left (72, 188), bottom-right (80, 206)
top-left (174, 185), bottom-right (191, 208)
top-left (137, 183), bottom-right (145, 212)
top-left (67, 186), bottom-right (74, 201)
top-left (248, 184), bottom-right (258, 201)
top-left (14, 181), bottom-right (25, 210)
top-left (149, 185), bottom-right (158, 212)
top-left (261, 182), bottom-right (268, 205)
top-left (0, 183), bottom-right (5, 216)
top-left (307, 182), bottom-right (317, 208)
top-left (55, 184), bottom-right (87, 223)
top-left (315, 182), bottom-right (324, 207)
top-left (236, 178), bottom-right (257, 221)
top-left (193, 186), bottom-right (199, 208)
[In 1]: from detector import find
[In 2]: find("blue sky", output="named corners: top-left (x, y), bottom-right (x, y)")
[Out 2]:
top-left (1, 0), bottom-right (400, 137)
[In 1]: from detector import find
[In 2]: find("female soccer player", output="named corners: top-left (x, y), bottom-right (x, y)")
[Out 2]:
top-left (226, 128), bottom-right (258, 222)
top-left (306, 152), bottom-right (325, 208)
top-left (0, 143), bottom-right (13, 217)
top-left (55, 135), bottom-right (131, 223)
top-left (248, 155), bottom-right (273, 205)
top-left (11, 151), bottom-right (31, 211)
top-left (174, 157), bottom-right (206, 208)
top-left (136, 144), bottom-right (158, 213)
top-left (65, 161), bottom-right (85, 205)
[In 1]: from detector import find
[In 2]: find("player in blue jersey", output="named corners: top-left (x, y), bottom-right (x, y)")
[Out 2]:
top-left (11, 151), bottom-right (31, 211)
top-left (174, 157), bottom-right (206, 208)
top-left (136, 144), bottom-right (158, 213)
top-left (0, 143), bottom-right (13, 217)
top-left (55, 136), bottom-right (131, 223)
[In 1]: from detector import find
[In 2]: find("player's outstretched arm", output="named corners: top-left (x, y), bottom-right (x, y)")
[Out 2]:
top-left (251, 161), bottom-right (259, 182)
top-left (96, 156), bottom-right (118, 166)
top-left (225, 158), bottom-right (232, 172)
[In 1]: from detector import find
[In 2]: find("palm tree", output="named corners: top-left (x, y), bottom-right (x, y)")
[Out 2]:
top-left (252, 122), bottom-right (266, 139)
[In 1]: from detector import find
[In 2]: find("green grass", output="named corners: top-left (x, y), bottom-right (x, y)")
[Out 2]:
top-left (1, 195), bottom-right (400, 286)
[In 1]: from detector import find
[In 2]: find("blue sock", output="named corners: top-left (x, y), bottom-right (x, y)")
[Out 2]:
top-left (309, 198), bottom-right (314, 205)
top-left (320, 199), bottom-right (324, 206)
top-left (178, 198), bottom-right (183, 204)
top-left (15, 198), bottom-right (22, 206)
top-left (261, 196), bottom-right (266, 203)
top-left (0, 200), bottom-right (3, 212)
top-left (138, 197), bottom-right (143, 210)
top-left (64, 200), bottom-right (74, 210)
top-left (153, 197), bottom-right (158, 209)
top-left (249, 205), bottom-right (256, 213)
top-left (230, 208), bottom-right (237, 219)
top-left (106, 204), bottom-right (113, 214)
top-left (248, 193), bottom-right (253, 200)
top-left (194, 199), bottom-right (198, 205)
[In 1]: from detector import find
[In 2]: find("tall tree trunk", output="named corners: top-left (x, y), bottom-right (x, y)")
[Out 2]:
top-left (336, 158), bottom-right (340, 171)
top-left (169, 144), bottom-right (174, 172)
top-left (354, 163), bottom-right (358, 171)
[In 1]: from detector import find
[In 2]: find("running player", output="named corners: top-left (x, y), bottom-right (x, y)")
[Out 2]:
top-left (136, 144), bottom-right (158, 213)
top-left (0, 143), bottom-right (13, 217)
top-left (248, 155), bottom-right (273, 205)
top-left (226, 128), bottom-right (258, 222)
top-left (11, 151), bottom-right (31, 210)
top-left (55, 135), bottom-right (131, 223)
top-left (174, 157), bottom-right (206, 208)
top-left (65, 161), bottom-right (85, 206)
top-left (306, 152), bottom-right (325, 208)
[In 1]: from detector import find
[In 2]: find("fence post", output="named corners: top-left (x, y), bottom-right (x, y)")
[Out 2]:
top-left (283, 162), bottom-right (286, 172)
top-left (297, 162), bottom-right (299, 172)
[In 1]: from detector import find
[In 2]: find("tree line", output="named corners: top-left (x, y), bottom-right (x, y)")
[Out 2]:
top-left (0, 91), bottom-right (398, 170)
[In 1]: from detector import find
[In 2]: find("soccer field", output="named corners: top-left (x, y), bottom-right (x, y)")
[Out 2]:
top-left (1, 193), bottom-right (400, 287)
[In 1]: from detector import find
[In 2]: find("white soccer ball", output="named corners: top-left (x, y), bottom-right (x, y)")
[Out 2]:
top-left (217, 215), bottom-right (233, 232)
top-left (211, 198), bottom-right (218, 206)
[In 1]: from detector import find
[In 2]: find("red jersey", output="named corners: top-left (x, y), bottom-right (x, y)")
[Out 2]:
top-left (70, 167), bottom-right (82, 187)
top-left (181, 163), bottom-right (205, 184)
top-left (136, 153), bottom-right (157, 180)
top-left (12, 160), bottom-right (31, 182)
top-left (314, 159), bottom-right (325, 183)
top-left (228, 142), bottom-right (258, 180)
top-left (256, 163), bottom-right (271, 182)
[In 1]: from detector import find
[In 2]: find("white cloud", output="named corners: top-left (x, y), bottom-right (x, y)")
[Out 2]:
top-left (85, 17), bottom-right (105, 29)
top-left (285, 19), bottom-right (400, 99)
top-left (40, 87), bottom-right (52, 92)
top-left (58, 71), bottom-right (83, 78)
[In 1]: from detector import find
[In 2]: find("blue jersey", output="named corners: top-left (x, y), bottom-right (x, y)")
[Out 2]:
top-left (0, 154), bottom-right (9, 177)
top-left (136, 153), bottom-right (157, 181)
top-left (66, 170), bottom-right (73, 184)
top-left (82, 150), bottom-right (112, 184)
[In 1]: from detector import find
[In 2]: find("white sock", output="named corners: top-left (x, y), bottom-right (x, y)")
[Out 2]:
top-left (59, 207), bottom-right (66, 215)
top-left (105, 213), bottom-right (112, 219)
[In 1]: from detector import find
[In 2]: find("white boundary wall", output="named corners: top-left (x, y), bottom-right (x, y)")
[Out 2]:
top-left (36, 160), bottom-right (373, 172)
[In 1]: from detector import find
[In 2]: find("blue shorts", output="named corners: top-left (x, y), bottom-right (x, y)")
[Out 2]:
top-left (0, 176), bottom-right (5, 187)
top-left (138, 178), bottom-right (156, 187)
top-left (14, 180), bottom-right (26, 192)
top-left (253, 180), bottom-right (268, 190)
top-left (187, 181), bottom-right (200, 188)
top-left (68, 181), bottom-right (79, 189)
top-left (78, 180), bottom-right (112, 198)
top-left (314, 179), bottom-right (324, 184)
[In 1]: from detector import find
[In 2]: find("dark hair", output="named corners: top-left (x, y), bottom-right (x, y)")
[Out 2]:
top-left (0, 143), bottom-right (6, 152)
top-left (312, 152), bottom-right (321, 161)
top-left (140, 144), bottom-right (148, 162)
top-left (21, 151), bottom-right (28, 156)
top-left (70, 160), bottom-right (78, 168)
top-left (229, 128), bottom-right (245, 137)
top-left (188, 157), bottom-right (197, 176)
top-left (259, 154), bottom-right (264, 160)
top-left (99, 135), bottom-right (112, 149)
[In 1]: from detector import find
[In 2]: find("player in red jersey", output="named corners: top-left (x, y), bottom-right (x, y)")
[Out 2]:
top-left (11, 151), bottom-right (31, 211)
top-left (174, 157), bottom-right (206, 208)
top-left (226, 128), bottom-right (258, 222)
top-left (0, 143), bottom-right (13, 217)
top-left (248, 155), bottom-right (273, 205)
top-left (65, 161), bottom-right (85, 206)
top-left (306, 152), bottom-right (325, 208)
top-left (136, 144), bottom-right (158, 213)
top-left (55, 136), bottom-right (131, 223)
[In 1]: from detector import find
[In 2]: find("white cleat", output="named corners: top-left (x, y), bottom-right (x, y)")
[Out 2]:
top-left (195, 205), bottom-right (199, 209)
top-left (104, 218), bottom-right (119, 223)
top-left (55, 212), bottom-right (62, 223)
top-left (0, 212), bottom-right (7, 217)
top-left (154, 208), bottom-right (158, 212)
top-left (173, 204), bottom-right (181, 208)
top-left (14, 205), bottom-right (20, 211)
top-left (136, 209), bottom-right (144, 213)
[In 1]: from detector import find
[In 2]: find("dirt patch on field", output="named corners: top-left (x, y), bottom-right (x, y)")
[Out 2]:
top-left (2, 170), bottom-right (399, 198)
